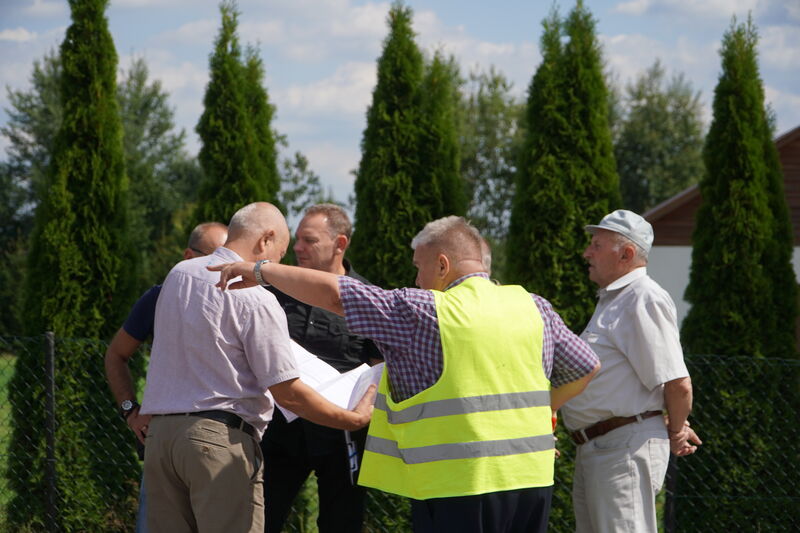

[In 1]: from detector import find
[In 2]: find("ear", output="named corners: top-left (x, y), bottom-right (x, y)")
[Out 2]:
top-left (620, 243), bottom-right (635, 263)
top-left (334, 234), bottom-right (348, 255)
top-left (258, 229), bottom-right (275, 254)
top-left (437, 253), bottom-right (451, 278)
top-left (182, 248), bottom-right (194, 260)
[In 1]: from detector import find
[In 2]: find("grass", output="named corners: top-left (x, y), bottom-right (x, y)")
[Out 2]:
top-left (0, 353), bottom-right (17, 531)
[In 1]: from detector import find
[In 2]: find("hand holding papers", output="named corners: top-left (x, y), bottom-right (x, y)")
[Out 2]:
top-left (347, 363), bottom-right (384, 409)
top-left (277, 341), bottom-right (381, 422)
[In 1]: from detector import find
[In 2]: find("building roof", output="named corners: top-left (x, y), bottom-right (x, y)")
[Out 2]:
top-left (643, 124), bottom-right (800, 246)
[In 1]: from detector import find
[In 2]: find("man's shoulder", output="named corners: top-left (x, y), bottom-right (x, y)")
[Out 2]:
top-left (624, 274), bottom-right (676, 310)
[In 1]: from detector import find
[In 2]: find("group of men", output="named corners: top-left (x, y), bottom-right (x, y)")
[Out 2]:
top-left (105, 202), bottom-right (700, 533)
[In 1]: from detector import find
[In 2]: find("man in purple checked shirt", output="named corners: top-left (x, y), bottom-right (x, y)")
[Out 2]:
top-left (211, 215), bottom-right (600, 533)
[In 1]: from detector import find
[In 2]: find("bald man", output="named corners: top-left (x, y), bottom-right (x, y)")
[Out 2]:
top-left (105, 221), bottom-right (228, 533)
top-left (138, 203), bottom-right (374, 533)
top-left (211, 215), bottom-right (600, 533)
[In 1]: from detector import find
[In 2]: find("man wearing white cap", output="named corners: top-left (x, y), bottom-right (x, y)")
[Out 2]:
top-left (560, 209), bottom-right (702, 532)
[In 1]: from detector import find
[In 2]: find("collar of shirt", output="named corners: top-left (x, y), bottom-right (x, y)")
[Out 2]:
top-left (213, 246), bottom-right (244, 263)
top-left (598, 266), bottom-right (647, 297)
top-left (444, 271), bottom-right (490, 291)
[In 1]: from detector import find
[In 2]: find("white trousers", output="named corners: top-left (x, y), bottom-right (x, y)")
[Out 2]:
top-left (572, 415), bottom-right (670, 533)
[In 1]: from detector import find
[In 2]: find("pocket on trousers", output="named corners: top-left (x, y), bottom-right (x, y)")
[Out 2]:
top-left (187, 421), bottom-right (231, 451)
top-left (648, 438), bottom-right (669, 493)
top-left (591, 429), bottom-right (632, 452)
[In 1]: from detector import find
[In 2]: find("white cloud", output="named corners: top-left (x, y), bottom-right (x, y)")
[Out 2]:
top-left (113, 0), bottom-right (194, 7)
top-left (24, 0), bottom-right (66, 17)
top-left (764, 85), bottom-right (800, 133)
top-left (277, 61), bottom-right (376, 118)
top-left (615, 0), bottom-right (652, 15)
top-left (614, 0), bottom-right (764, 18)
top-left (760, 25), bottom-right (800, 71)
top-left (300, 140), bottom-right (360, 200)
top-left (0, 27), bottom-right (37, 42)
top-left (154, 19), bottom-right (217, 46)
top-left (330, 2), bottom-right (387, 38)
top-left (239, 20), bottom-right (286, 46)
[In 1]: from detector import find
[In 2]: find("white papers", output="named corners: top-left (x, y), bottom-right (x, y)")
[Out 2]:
top-left (277, 341), bottom-right (377, 422)
top-left (347, 362), bottom-right (384, 409)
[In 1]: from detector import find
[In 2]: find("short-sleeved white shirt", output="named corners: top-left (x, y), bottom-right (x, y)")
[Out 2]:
top-left (140, 246), bottom-right (299, 438)
top-left (560, 267), bottom-right (689, 431)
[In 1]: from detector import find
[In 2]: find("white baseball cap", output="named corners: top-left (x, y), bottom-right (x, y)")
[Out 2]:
top-left (585, 209), bottom-right (654, 254)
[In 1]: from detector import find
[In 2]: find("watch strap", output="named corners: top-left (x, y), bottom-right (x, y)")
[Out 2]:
top-left (254, 259), bottom-right (271, 287)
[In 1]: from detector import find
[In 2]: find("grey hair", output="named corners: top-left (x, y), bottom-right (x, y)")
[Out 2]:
top-left (610, 232), bottom-right (649, 263)
top-left (411, 216), bottom-right (485, 269)
top-left (228, 202), bottom-right (284, 240)
top-left (304, 203), bottom-right (352, 240)
top-left (411, 216), bottom-right (480, 250)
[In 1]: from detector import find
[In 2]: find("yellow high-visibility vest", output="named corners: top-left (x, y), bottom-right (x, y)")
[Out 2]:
top-left (358, 276), bottom-right (554, 499)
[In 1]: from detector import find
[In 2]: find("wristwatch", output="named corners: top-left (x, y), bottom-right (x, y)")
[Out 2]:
top-left (254, 259), bottom-right (271, 287)
top-left (119, 399), bottom-right (140, 420)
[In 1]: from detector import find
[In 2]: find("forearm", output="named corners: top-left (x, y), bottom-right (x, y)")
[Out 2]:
top-left (270, 378), bottom-right (368, 431)
top-left (104, 329), bottom-right (140, 403)
top-left (261, 262), bottom-right (344, 315)
top-left (551, 362), bottom-right (600, 411)
top-left (664, 376), bottom-right (693, 431)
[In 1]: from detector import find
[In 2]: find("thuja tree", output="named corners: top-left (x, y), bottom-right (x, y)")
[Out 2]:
top-left (8, 0), bottom-right (140, 529)
top-left (678, 18), bottom-right (799, 530)
top-left (350, 2), bottom-right (430, 288)
top-left (507, 1), bottom-right (619, 332)
top-left (243, 45), bottom-right (281, 208)
top-left (416, 52), bottom-right (466, 221)
top-left (194, 0), bottom-right (275, 225)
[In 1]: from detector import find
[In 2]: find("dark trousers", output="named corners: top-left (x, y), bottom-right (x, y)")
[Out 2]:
top-left (262, 417), bottom-right (366, 533)
top-left (411, 486), bottom-right (553, 533)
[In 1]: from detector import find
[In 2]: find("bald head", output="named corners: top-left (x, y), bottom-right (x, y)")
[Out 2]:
top-left (225, 202), bottom-right (290, 262)
top-left (185, 222), bottom-right (228, 259)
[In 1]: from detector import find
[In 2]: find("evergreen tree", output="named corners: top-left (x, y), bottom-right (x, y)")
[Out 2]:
top-left (417, 52), bottom-right (465, 218)
top-left (678, 19), bottom-right (799, 530)
top-left (194, 0), bottom-right (273, 225)
top-left (8, 0), bottom-right (139, 529)
top-left (350, 2), bottom-right (465, 288)
top-left (761, 108), bottom-right (798, 358)
top-left (615, 60), bottom-right (704, 213)
top-left (507, 1), bottom-right (619, 332)
top-left (681, 19), bottom-right (778, 357)
top-left (243, 45), bottom-right (281, 206)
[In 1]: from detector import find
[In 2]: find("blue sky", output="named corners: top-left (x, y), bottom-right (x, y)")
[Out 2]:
top-left (1, 0), bottom-right (799, 207)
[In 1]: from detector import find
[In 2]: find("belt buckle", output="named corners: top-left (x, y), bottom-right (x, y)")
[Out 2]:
top-left (579, 428), bottom-right (589, 444)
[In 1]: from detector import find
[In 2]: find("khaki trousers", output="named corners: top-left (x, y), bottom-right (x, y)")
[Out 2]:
top-left (144, 415), bottom-right (264, 533)
top-left (572, 414), bottom-right (669, 533)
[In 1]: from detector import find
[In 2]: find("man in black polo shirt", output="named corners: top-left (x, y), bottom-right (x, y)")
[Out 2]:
top-left (262, 204), bottom-right (382, 533)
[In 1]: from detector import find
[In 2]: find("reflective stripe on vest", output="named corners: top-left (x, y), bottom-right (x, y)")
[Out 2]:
top-left (366, 434), bottom-right (555, 464)
top-left (374, 390), bottom-right (551, 424)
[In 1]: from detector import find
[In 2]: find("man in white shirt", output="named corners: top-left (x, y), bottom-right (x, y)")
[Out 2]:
top-left (139, 202), bottom-right (374, 533)
top-left (560, 209), bottom-right (701, 532)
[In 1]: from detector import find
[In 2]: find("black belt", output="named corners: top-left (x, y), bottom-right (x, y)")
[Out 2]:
top-left (161, 410), bottom-right (257, 439)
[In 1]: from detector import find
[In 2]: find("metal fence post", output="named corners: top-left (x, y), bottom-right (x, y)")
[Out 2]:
top-left (44, 331), bottom-right (58, 531)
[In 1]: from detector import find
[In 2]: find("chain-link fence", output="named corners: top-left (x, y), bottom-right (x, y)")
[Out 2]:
top-left (1, 335), bottom-right (798, 532)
